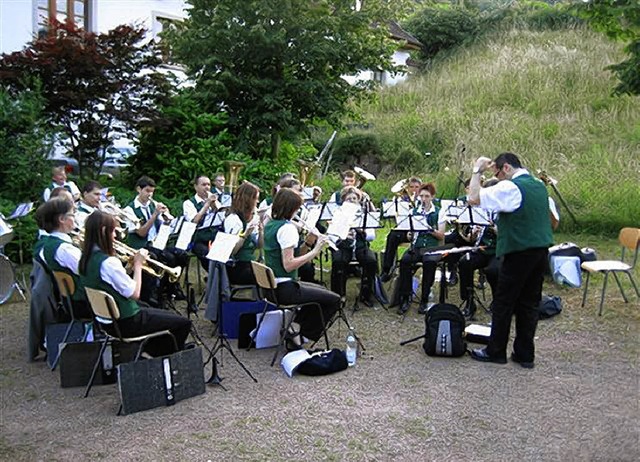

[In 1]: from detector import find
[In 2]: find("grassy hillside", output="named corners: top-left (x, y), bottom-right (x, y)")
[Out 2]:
top-left (356, 26), bottom-right (639, 234)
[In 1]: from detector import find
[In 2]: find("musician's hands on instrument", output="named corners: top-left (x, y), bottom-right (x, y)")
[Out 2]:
top-left (132, 248), bottom-right (148, 267)
top-left (474, 156), bottom-right (493, 174)
top-left (315, 234), bottom-right (330, 250)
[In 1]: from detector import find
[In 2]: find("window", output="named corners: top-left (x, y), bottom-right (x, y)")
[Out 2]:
top-left (152, 12), bottom-right (183, 65)
top-left (37, 0), bottom-right (92, 35)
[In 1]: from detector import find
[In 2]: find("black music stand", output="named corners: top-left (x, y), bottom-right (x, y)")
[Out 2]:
top-left (202, 260), bottom-right (258, 388)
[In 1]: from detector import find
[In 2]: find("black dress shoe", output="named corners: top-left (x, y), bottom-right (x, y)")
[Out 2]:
top-left (417, 301), bottom-right (430, 315)
top-left (511, 353), bottom-right (534, 369)
top-left (448, 272), bottom-right (458, 286)
top-left (397, 299), bottom-right (410, 315)
top-left (470, 348), bottom-right (507, 364)
top-left (359, 293), bottom-right (375, 308)
top-left (461, 300), bottom-right (477, 320)
top-left (380, 272), bottom-right (391, 283)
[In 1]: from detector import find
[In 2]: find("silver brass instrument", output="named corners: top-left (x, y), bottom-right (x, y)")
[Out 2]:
top-left (297, 159), bottom-right (319, 188)
top-left (391, 178), bottom-right (416, 208)
top-left (151, 200), bottom-right (174, 223)
top-left (100, 201), bottom-right (141, 229)
top-left (353, 165), bottom-right (376, 189)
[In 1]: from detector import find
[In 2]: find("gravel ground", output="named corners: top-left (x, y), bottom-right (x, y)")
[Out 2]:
top-left (1, 275), bottom-right (638, 462)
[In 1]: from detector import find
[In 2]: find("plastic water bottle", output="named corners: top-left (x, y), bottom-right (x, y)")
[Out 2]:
top-left (427, 289), bottom-right (435, 310)
top-left (346, 328), bottom-right (357, 366)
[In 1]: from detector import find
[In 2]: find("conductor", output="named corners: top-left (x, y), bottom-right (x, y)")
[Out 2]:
top-left (467, 152), bottom-right (553, 369)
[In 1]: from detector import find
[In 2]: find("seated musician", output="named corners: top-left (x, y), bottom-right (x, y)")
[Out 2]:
top-left (330, 170), bottom-right (357, 204)
top-left (330, 187), bottom-right (379, 307)
top-left (397, 183), bottom-right (447, 315)
top-left (183, 175), bottom-right (220, 270)
top-left (33, 198), bottom-right (91, 319)
top-left (123, 176), bottom-right (169, 250)
top-left (79, 211), bottom-right (191, 356)
top-left (380, 176), bottom-right (422, 282)
top-left (223, 182), bottom-right (262, 285)
top-left (42, 166), bottom-right (81, 202)
top-left (75, 180), bottom-right (102, 229)
top-left (212, 172), bottom-right (226, 197)
top-left (442, 178), bottom-right (475, 287)
top-left (264, 188), bottom-right (340, 343)
top-left (258, 172), bottom-right (296, 212)
top-left (37, 187), bottom-right (76, 240)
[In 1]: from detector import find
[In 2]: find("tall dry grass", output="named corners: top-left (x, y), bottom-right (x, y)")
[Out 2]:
top-left (357, 27), bottom-right (639, 234)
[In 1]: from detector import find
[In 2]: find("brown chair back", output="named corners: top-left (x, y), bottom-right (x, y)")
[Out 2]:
top-left (250, 261), bottom-right (277, 291)
top-left (52, 271), bottom-right (75, 298)
top-left (85, 287), bottom-right (121, 321)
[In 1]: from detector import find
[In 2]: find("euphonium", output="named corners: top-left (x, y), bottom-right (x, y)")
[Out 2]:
top-left (353, 165), bottom-right (376, 189)
top-left (297, 159), bottom-right (319, 187)
top-left (224, 160), bottom-right (246, 193)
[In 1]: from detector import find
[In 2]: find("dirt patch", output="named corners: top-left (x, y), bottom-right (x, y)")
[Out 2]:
top-left (1, 279), bottom-right (638, 461)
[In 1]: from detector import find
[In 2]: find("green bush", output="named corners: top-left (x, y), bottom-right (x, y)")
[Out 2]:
top-left (0, 85), bottom-right (52, 202)
top-left (497, 1), bottom-right (583, 32)
top-left (330, 133), bottom-right (384, 169)
top-left (403, 5), bottom-right (481, 62)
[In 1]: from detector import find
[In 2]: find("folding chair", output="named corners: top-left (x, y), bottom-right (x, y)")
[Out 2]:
top-left (581, 227), bottom-right (640, 316)
top-left (250, 261), bottom-right (329, 366)
top-left (83, 287), bottom-right (178, 402)
top-left (49, 271), bottom-right (90, 370)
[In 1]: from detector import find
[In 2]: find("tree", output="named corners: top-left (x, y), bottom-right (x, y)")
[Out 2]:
top-left (576, 0), bottom-right (640, 96)
top-left (169, 0), bottom-right (408, 159)
top-left (0, 20), bottom-right (172, 177)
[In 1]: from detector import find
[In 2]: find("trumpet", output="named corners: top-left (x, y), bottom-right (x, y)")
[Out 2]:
top-left (100, 201), bottom-right (141, 229)
top-left (113, 240), bottom-right (182, 282)
top-left (291, 216), bottom-right (338, 251)
top-left (151, 200), bottom-right (175, 223)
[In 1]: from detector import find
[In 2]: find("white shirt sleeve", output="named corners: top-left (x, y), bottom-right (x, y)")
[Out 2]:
top-left (183, 199), bottom-right (198, 222)
top-left (100, 256), bottom-right (137, 299)
top-left (224, 213), bottom-right (244, 235)
top-left (67, 181), bottom-right (80, 197)
top-left (55, 242), bottom-right (82, 275)
top-left (277, 223), bottom-right (299, 250)
top-left (43, 187), bottom-right (52, 202)
top-left (122, 205), bottom-right (138, 232)
top-left (479, 180), bottom-right (522, 213)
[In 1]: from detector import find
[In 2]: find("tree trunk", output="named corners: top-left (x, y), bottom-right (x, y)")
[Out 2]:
top-left (270, 132), bottom-right (281, 160)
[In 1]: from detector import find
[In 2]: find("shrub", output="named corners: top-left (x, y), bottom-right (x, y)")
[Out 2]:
top-left (330, 133), bottom-right (385, 172)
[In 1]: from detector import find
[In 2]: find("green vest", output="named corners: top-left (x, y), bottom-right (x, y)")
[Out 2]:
top-left (80, 250), bottom-right (139, 320)
top-left (264, 219), bottom-right (297, 280)
top-left (495, 174), bottom-right (553, 257)
top-left (233, 214), bottom-right (257, 262)
top-left (126, 200), bottom-right (157, 250)
top-left (413, 206), bottom-right (441, 249)
top-left (190, 196), bottom-right (219, 244)
top-left (41, 235), bottom-right (84, 301)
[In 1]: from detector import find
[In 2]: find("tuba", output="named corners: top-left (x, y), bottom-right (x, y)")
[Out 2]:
top-left (297, 159), bottom-right (319, 187)
top-left (353, 166), bottom-right (376, 189)
top-left (224, 160), bottom-right (246, 193)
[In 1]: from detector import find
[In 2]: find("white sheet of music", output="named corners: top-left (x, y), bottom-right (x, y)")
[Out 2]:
top-left (8, 202), bottom-right (33, 219)
top-left (395, 214), bottom-right (432, 231)
top-left (175, 221), bottom-right (197, 250)
top-left (151, 224), bottom-right (172, 250)
top-left (206, 232), bottom-right (240, 262)
top-left (456, 206), bottom-right (492, 225)
top-left (326, 201), bottom-right (359, 240)
top-left (306, 205), bottom-right (322, 230)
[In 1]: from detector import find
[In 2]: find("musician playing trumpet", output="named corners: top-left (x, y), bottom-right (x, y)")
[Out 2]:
top-left (123, 176), bottom-right (171, 250)
top-left (263, 188), bottom-right (340, 343)
top-left (330, 186), bottom-right (379, 307)
top-left (79, 211), bottom-right (191, 356)
top-left (183, 175), bottom-right (220, 270)
top-left (223, 182), bottom-right (263, 285)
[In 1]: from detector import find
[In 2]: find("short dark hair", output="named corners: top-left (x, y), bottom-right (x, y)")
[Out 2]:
top-left (272, 188), bottom-right (303, 220)
top-left (136, 175), bottom-right (156, 189)
top-left (82, 180), bottom-right (102, 195)
top-left (50, 187), bottom-right (71, 199)
top-left (494, 152), bottom-right (522, 170)
top-left (419, 182), bottom-right (436, 196)
top-left (278, 178), bottom-right (301, 190)
top-left (34, 197), bottom-right (73, 233)
top-left (342, 170), bottom-right (356, 179)
top-left (193, 175), bottom-right (209, 185)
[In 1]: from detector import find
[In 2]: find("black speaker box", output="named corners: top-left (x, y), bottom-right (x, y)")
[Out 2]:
top-left (58, 341), bottom-right (139, 388)
top-left (117, 347), bottom-right (205, 415)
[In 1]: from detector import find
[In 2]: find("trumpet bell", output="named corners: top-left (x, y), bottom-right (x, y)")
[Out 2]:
top-left (391, 178), bottom-right (409, 194)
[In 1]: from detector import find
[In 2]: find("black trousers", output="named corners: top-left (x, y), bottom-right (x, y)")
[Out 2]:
top-left (226, 261), bottom-right (256, 286)
top-left (298, 262), bottom-right (317, 283)
top-left (444, 229), bottom-right (469, 273)
top-left (108, 307), bottom-right (192, 357)
top-left (486, 248), bottom-right (548, 362)
top-left (458, 252), bottom-right (498, 301)
top-left (274, 281), bottom-right (340, 341)
top-left (331, 246), bottom-right (378, 297)
top-left (398, 249), bottom-right (439, 301)
top-left (381, 230), bottom-right (410, 273)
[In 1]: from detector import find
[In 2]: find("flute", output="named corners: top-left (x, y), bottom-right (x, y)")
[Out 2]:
top-left (291, 217), bottom-right (338, 251)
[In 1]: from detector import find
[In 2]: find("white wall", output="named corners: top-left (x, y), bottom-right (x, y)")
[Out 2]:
top-left (342, 50), bottom-right (411, 87)
top-left (0, 0), bottom-right (188, 55)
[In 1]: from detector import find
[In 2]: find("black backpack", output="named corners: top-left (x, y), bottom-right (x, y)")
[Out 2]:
top-left (422, 303), bottom-right (467, 357)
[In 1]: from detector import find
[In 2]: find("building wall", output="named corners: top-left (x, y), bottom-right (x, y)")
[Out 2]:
top-left (342, 50), bottom-right (412, 87)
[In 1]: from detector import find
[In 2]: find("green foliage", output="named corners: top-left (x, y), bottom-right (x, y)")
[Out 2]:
top-left (356, 27), bottom-right (640, 234)
top-left (0, 84), bottom-right (51, 202)
top-left (170, 0), bottom-right (404, 159)
top-left (574, 0), bottom-right (640, 95)
top-left (0, 20), bottom-right (171, 177)
top-left (403, 4), bottom-right (481, 62)
top-left (330, 133), bottom-right (384, 170)
top-left (485, 1), bottom-right (583, 32)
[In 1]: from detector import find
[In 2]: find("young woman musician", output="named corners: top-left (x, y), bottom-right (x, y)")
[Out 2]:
top-left (263, 188), bottom-right (340, 342)
top-left (397, 183), bottom-right (447, 315)
top-left (79, 211), bottom-right (191, 356)
top-left (330, 186), bottom-right (379, 307)
top-left (33, 198), bottom-right (91, 318)
top-left (223, 182), bottom-right (262, 285)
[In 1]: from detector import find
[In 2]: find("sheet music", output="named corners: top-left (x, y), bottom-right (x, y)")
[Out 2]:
top-left (305, 205), bottom-right (322, 230)
top-left (219, 194), bottom-right (232, 208)
top-left (319, 201), bottom-right (340, 221)
top-left (394, 214), bottom-right (433, 231)
top-left (151, 224), bottom-right (172, 250)
top-left (8, 202), bottom-right (33, 219)
top-left (99, 188), bottom-right (109, 202)
top-left (170, 216), bottom-right (184, 235)
top-left (175, 221), bottom-right (197, 250)
top-left (250, 310), bottom-right (294, 349)
top-left (198, 210), bottom-right (224, 230)
top-left (352, 210), bottom-right (382, 229)
top-left (326, 202), bottom-right (359, 240)
top-left (281, 348), bottom-right (311, 377)
top-left (301, 187), bottom-right (315, 200)
top-left (206, 232), bottom-right (240, 262)
top-left (456, 206), bottom-right (492, 226)
top-left (396, 201), bottom-right (411, 217)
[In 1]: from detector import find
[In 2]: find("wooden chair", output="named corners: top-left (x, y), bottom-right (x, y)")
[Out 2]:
top-left (581, 227), bottom-right (640, 316)
top-left (83, 287), bottom-right (178, 402)
top-left (250, 261), bottom-right (329, 366)
top-left (49, 271), bottom-right (90, 370)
